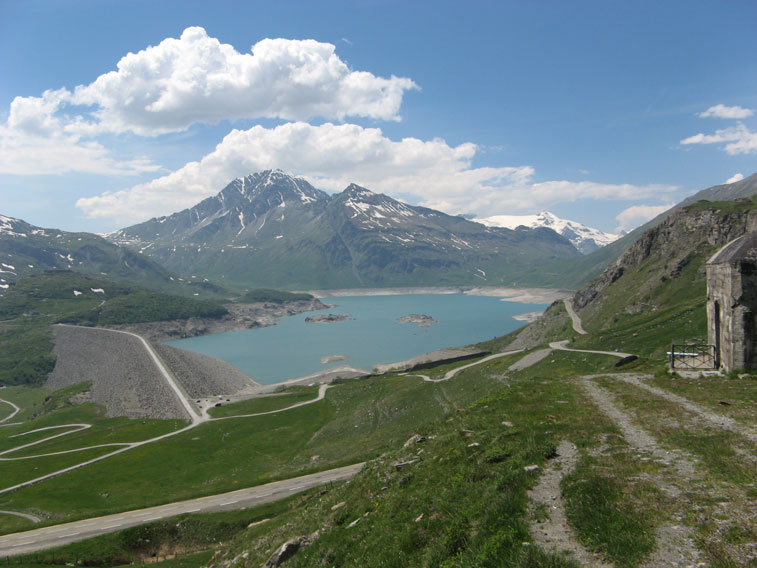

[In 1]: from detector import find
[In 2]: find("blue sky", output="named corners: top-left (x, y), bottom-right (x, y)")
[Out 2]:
top-left (1, 0), bottom-right (755, 234)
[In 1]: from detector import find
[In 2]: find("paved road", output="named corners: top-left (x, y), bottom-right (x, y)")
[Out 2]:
top-left (210, 384), bottom-right (331, 421)
top-left (550, 340), bottom-right (634, 358)
top-left (404, 350), bottom-right (524, 383)
top-left (0, 462), bottom-right (363, 557)
top-left (0, 378), bottom-right (333, 495)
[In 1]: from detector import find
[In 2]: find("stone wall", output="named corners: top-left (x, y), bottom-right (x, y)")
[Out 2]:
top-left (707, 258), bottom-right (757, 371)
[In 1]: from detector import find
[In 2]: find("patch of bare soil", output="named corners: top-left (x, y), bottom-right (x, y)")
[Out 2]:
top-left (528, 440), bottom-right (612, 567)
top-left (614, 374), bottom-right (757, 443)
top-left (580, 375), bottom-right (757, 567)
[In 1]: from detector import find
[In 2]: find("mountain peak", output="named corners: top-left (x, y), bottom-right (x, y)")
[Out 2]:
top-left (475, 211), bottom-right (620, 254)
top-left (224, 170), bottom-right (325, 206)
top-left (344, 183), bottom-right (375, 197)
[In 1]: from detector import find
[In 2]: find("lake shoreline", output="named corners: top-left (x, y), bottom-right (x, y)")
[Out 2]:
top-left (303, 285), bottom-right (571, 305)
top-left (165, 291), bottom-right (556, 387)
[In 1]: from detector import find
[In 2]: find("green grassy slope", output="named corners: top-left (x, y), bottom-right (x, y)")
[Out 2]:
top-left (518, 173), bottom-right (757, 290)
top-left (570, 197), bottom-right (757, 360)
top-left (0, 271), bottom-right (228, 387)
top-left (2, 196), bottom-right (755, 567)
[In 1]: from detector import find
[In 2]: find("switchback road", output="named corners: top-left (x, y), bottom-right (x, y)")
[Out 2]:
top-left (0, 462), bottom-right (363, 557)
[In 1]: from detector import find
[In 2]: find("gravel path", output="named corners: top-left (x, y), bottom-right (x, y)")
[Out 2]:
top-left (581, 376), bottom-right (699, 478)
top-left (528, 440), bottom-right (612, 567)
top-left (0, 398), bottom-right (20, 424)
top-left (580, 376), bottom-right (704, 567)
top-left (47, 325), bottom-right (188, 420)
top-left (563, 299), bottom-right (587, 335)
top-left (613, 373), bottom-right (757, 443)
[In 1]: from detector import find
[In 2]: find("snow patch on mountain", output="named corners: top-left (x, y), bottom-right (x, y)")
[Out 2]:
top-left (475, 211), bottom-right (620, 254)
top-left (0, 215), bottom-right (28, 238)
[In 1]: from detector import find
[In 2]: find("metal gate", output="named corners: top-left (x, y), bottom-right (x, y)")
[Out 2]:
top-left (668, 341), bottom-right (716, 370)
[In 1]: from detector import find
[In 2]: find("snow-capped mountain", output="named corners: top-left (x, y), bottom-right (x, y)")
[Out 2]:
top-left (108, 170), bottom-right (580, 288)
top-left (475, 211), bottom-right (621, 254)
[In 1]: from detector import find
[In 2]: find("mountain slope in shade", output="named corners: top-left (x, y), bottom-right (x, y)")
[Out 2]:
top-left (0, 214), bottom-right (218, 296)
top-left (475, 211), bottom-right (621, 254)
top-left (108, 170), bottom-right (580, 289)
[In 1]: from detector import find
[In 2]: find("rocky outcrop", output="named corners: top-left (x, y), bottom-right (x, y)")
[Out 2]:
top-left (573, 204), bottom-right (757, 312)
top-left (264, 532), bottom-right (320, 567)
top-left (304, 313), bottom-right (353, 324)
top-left (396, 314), bottom-right (437, 327)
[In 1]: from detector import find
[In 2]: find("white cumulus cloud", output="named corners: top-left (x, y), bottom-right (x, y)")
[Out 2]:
top-left (0, 125), bottom-right (160, 176)
top-left (76, 121), bottom-right (679, 225)
top-left (10, 27), bottom-right (418, 139)
top-left (698, 104), bottom-right (754, 119)
top-left (725, 173), bottom-right (744, 184)
top-left (681, 123), bottom-right (757, 155)
top-left (615, 203), bottom-right (673, 233)
top-left (0, 27), bottom-right (417, 176)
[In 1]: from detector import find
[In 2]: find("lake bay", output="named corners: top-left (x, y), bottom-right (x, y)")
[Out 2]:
top-left (165, 294), bottom-right (546, 384)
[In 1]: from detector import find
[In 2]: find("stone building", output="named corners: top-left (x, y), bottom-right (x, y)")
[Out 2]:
top-left (706, 232), bottom-right (757, 371)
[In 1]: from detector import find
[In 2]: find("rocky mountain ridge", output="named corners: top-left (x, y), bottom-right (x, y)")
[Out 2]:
top-left (0, 214), bottom-right (209, 295)
top-left (108, 170), bottom-right (580, 289)
top-left (573, 197), bottom-right (757, 318)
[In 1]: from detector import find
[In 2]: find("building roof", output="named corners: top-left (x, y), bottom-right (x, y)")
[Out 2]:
top-left (708, 232), bottom-right (757, 265)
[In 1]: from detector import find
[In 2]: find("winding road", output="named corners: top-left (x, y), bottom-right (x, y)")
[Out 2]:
top-left (0, 463), bottom-right (364, 557)
top-left (403, 349), bottom-right (524, 382)
top-left (0, 398), bottom-right (20, 426)
top-left (563, 299), bottom-right (587, 335)
top-left (0, 303), bottom-right (636, 556)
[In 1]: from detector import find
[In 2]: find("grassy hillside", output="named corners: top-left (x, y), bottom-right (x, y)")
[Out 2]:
top-left (1, 196), bottom-right (755, 567)
top-left (0, 271), bottom-right (228, 386)
top-left (518, 173), bottom-right (757, 290)
top-left (570, 197), bottom-right (757, 359)
top-left (515, 223), bottom-right (646, 289)
top-left (238, 288), bottom-right (314, 304)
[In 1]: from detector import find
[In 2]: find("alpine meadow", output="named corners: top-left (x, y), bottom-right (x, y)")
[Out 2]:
top-left (1, 3), bottom-right (756, 568)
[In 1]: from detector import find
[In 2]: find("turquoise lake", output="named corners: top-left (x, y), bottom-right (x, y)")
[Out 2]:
top-left (165, 294), bottom-right (546, 384)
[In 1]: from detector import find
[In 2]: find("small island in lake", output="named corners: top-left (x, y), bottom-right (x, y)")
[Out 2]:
top-left (396, 313), bottom-right (437, 327)
top-left (305, 313), bottom-right (353, 324)
top-left (321, 354), bottom-right (349, 364)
